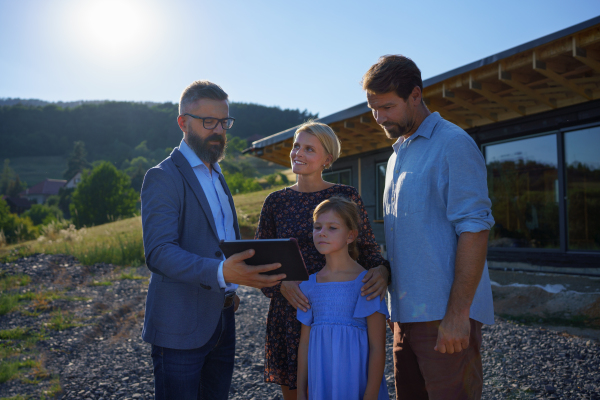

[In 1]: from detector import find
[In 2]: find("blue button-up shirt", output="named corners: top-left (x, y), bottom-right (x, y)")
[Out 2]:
top-left (384, 112), bottom-right (495, 325)
top-left (179, 139), bottom-right (238, 293)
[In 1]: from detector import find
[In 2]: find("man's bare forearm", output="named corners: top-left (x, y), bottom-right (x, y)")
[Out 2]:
top-left (446, 230), bottom-right (489, 316)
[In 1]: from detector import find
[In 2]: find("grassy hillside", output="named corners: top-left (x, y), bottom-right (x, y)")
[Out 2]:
top-left (0, 185), bottom-right (288, 264)
top-left (7, 156), bottom-right (67, 186)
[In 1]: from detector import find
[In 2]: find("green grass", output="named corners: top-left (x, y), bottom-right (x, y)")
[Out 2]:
top-left (46, 309), bottom-right (81, 331)
top-left (0, 327), bottom-right (30, 341)
top-left (233, 184), bottom-right (287, 238)
top-left (0, 358), bottom-right (38, 384)
top-left (89, 280), bottom-right (112, 286)
top-left (0, 287), bottom-right (87, 316)
top-left (42, 377), bottom-right (62, 398)
top-left (0, 274), bottom-right (32, 291)
top-left (0, 292), bottom-right (36, 316)
top-left (1, 217), bottom-right (145, 266)
top-left (117, 270), bottom-right (144, 280)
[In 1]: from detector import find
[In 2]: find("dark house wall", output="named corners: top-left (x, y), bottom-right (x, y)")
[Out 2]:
top-left (326, 100), bottom-right (600, 271)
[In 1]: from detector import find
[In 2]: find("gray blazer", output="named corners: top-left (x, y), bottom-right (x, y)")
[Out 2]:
top-left (141, 148), bottom-right (240, 350)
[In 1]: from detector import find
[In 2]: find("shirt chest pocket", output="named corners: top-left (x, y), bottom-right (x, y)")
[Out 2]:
top-left (397, 171), bottom-right (428, 215)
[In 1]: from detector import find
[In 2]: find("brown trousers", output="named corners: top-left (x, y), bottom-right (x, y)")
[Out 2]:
top-left (393, 319), bottom-right (483, 400)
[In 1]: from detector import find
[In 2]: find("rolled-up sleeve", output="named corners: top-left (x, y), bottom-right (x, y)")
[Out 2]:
top-left (444, 134), bottom-right (495, 236)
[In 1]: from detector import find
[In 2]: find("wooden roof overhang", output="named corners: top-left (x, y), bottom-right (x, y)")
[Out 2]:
top-left (244, 16), bottom-right (600, 167)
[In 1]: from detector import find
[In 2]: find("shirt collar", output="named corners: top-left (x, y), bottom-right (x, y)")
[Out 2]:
top-left (178, 139), bottom-right (222, 174)
top-left (391, 112), bottom-right (441, 153)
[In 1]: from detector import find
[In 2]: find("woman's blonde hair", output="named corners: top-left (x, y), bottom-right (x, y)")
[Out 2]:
top-left (294, 121), bottom-right (341, 169)
top-left (313, 196), bottom-right (361, 260)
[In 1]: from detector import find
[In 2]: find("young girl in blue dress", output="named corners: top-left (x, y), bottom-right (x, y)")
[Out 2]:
top-left (297, 196), bottom-right (390, 400)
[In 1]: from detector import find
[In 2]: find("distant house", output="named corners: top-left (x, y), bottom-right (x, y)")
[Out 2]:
top-left (20, 179), bottom-right (66, 204)
top-left (1, 195), bottom-right (32, 215)
top-left (65, 172), bottom-right (82, 189)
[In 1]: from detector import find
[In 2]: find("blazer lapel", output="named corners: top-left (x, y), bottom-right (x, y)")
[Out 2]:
top-left (218, 173), bottom-right (241, 240)
top-left (171, 148), bottom-right (220, 240)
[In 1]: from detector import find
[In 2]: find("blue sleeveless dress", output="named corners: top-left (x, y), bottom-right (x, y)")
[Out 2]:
top-left (297, 271), bottom-right (390, 400)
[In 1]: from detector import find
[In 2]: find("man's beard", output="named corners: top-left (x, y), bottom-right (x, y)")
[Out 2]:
top-left (187, 129), bottom-right (227, 165)
top-left (382, 118), bottom-right (415, 139)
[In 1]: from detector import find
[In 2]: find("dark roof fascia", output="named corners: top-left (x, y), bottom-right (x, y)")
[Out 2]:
top-left (243, 102), bottom-right (372, 152)
top-left (246, 15), bottom-right (600, 152)
top-left (422, 15), bottom-right (600, 87)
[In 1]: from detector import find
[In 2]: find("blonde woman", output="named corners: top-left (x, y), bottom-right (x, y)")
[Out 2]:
top-left (255, 121), bottom-right (391, 400)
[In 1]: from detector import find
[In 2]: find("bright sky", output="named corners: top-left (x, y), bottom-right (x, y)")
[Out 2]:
top-left (1, 0), bottom-right (599, 118)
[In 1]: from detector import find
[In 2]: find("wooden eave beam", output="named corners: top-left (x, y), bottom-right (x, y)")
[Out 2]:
top-left (442, 84), bottom-right (498, 122)
top-left (426, 98), bottom-right (472, 128)
top-left (573, 37), bottom-right (600, 73)
top-left (533, 52), bottom-right (593, 100)
top-left (468, 76), bottom-right (526, 115)
top-left (498, 64), bottom-right (557, 109)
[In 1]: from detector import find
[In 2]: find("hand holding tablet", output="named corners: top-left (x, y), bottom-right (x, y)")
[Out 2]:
top-left (220, 239), bottom-right (309, 282)
top-left (222, 249), bottom-right (285, 289)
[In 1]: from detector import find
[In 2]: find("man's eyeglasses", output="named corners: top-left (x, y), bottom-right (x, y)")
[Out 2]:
top-left (182, 113), bottom-right (235, 130)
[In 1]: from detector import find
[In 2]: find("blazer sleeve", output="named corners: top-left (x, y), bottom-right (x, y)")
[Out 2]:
top-left (256, 193), bottom-right (282, 298)
top-left (141, 166), bottom-right (222, 293)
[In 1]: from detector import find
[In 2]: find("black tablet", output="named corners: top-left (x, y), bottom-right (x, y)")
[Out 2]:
top-left (219, 238), bottom-right (309, 281)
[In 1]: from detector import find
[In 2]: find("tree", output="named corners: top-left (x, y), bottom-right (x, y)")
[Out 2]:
top-left (6, 175), bottom-right (26, 197)
top-left (0, 159), bottom-right (15, 195)
top-left (63, 141), bottom-right (92, 180)
top-left (70, 162), bottom-right (138, 228)
top-left (123, 156), bottom-right (152, 193)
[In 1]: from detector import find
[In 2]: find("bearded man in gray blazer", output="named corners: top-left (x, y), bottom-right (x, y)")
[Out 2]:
top-left (141, 80), bottom-right (285, 400)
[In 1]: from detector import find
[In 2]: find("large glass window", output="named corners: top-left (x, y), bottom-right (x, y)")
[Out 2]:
top-left (565, 126), bottom-right (600, 250)
top-left (376, 162), bottom-right (387, 220)
top-left (322, 169), bottom-right (351, 186)
top-left (485, 134), bottom-right (559, 248)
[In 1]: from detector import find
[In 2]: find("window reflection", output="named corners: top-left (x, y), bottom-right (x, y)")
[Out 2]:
top-left (323, 169), bottom-right (351, 186)
top-left (565, 126), bottom-right (600, 250)
top-left (485, 134), bottom-right (559, 248)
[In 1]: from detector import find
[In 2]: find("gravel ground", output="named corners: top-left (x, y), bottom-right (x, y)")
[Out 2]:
top-left (0, 254), bottom-right (599, 399)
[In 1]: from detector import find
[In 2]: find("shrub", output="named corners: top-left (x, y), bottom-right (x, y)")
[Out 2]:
top-left (70, 162), bottom-right (138, 228)
top-left (223, 172), bottom-right (262, 194)
top-left (23, 204), bottom-right (63, 226)
top-left (0, 200), bottom-right (38, 244)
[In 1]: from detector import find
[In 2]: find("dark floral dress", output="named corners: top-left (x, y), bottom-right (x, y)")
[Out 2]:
top-left (256, 184), bottom-right (390, 389)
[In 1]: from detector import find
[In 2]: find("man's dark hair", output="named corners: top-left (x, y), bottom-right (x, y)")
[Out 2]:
top-left (179, 80), bottom-right (228, 114)
top-left (361, 55), bottom-right (423, 100)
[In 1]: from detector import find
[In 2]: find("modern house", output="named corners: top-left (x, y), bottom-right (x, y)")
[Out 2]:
top-left (244, 16), bottom-right (600, 274)
top-left (20, 178), bottom-right (67, 204)
top-left (65, 172), bottom-right (82, 189)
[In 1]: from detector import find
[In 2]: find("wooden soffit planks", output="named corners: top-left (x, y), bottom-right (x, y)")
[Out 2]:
top-left (252, 22), bottom-right (600, 165)
top-left (422, 24), bottom-right (600, 130)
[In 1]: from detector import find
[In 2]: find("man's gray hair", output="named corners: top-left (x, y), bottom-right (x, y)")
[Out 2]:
top-left (179, 80), bottom-right (228, 114)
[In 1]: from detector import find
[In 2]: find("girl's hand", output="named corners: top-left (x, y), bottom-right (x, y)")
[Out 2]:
top-left (280, 281), bottom-right (310, 312)
top-left (360, 265), bottom-right (389, 301)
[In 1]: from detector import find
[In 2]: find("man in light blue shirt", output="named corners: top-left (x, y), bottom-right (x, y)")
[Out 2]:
top-left (363, 56), bottom-right (495, 400)
top-left (141, 80), bottom-right (285, 400)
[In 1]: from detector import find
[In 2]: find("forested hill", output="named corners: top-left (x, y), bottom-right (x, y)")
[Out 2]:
top-left (0, 100), bottom-right (317, 164)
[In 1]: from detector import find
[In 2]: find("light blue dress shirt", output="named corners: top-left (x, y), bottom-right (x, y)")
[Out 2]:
top-left (179, 139), bottom-right (238, 293)
top-left (384, 112), bottom-right (495, 325)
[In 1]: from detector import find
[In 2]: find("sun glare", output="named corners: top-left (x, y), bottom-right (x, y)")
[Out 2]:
top-left (71, 0), bottom-right (157, 64)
